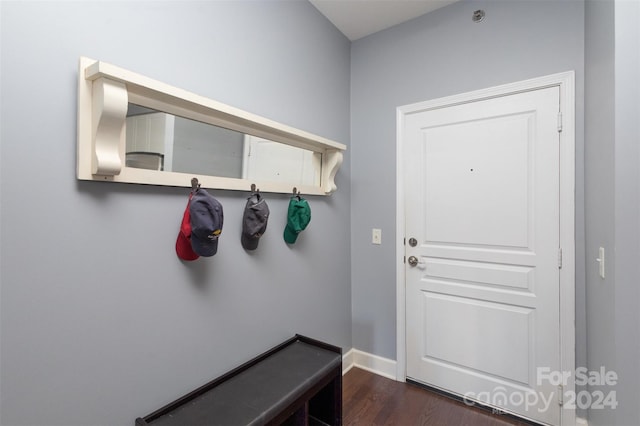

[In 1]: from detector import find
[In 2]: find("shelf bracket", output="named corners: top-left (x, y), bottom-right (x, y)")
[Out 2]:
top-left (91, 77), bottom-right (127, 176)
top-left (322, 149), bottom-right (343, 194)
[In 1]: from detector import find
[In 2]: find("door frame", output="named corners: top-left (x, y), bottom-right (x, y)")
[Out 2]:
top-left (395, 71), bottom-right (575, 425)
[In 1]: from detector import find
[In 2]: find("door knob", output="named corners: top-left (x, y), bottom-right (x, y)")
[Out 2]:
top-left (408, 256), bottom-right (419, 267)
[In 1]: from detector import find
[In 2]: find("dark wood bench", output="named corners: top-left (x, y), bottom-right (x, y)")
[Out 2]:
top-left (135, 335), bottom-right (342, 426)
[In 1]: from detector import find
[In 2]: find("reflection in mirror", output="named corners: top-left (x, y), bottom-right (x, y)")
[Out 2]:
top-left (125, 104), bottom-right (322, 186)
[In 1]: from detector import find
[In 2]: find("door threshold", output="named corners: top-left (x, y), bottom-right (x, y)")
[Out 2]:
top-left (406, 378), bottom-right (545, 426)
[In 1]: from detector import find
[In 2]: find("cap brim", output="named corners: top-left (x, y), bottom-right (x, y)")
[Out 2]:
top-left (283, 225), bottom-right (299, 244)
top-left (191, 236), bottom-right (219, 257)
top-left (241, 233), bottom-right (260, 250)
top-left (176, 232), bottom-right (199, 261)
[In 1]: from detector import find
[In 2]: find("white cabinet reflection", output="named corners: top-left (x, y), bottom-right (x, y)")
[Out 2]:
top-left (242, 135), bottom-right (321, 186)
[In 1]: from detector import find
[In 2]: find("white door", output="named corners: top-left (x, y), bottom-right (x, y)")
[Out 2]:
top-left (404, 86), bottom-right (561, 425)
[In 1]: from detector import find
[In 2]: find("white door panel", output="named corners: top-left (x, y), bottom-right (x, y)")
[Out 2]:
top-left (421, 293), bottom-right (533, 385)
top-left (424, 258), bottom-right (533, 289)
top-left (420, 114), bottom-right (532, 248)
top-left (405, 87), bottom-right (561, 425)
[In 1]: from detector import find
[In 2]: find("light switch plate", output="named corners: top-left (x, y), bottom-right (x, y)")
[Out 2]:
top-left (597, 247), bottom-right (605, 279)
top-left (372, 228), bottom-right (382, 245)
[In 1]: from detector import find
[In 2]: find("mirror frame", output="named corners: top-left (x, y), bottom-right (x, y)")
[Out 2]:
top-left (77, 57), bottom-right (346, 195)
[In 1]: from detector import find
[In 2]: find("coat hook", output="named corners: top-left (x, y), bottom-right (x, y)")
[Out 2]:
top-left (251, 183), bottom-right (257, 193)
top-left (191, 177), bottom-right (200, 191)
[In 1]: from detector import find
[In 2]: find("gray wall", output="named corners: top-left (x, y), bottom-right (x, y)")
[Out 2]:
top-left (350, 0), bottom-right (585, 372)
top-left (0, 2), bottom-right (351, 425)
top-left (613, 1), bottom-right (640, 423)
top-left (584, 0), bottom-right (640, 425)
top-left (172, 117), bottom-right (245, 178)
top-left (584, 0), bottom-right (616, 423)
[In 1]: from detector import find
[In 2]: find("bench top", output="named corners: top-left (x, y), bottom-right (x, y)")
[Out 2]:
top-left (139, 337), bottom-right (341, 426)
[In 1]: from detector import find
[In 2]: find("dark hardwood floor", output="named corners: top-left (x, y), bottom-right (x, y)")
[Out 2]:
top-left (342, 367), bottom-right (530, 426)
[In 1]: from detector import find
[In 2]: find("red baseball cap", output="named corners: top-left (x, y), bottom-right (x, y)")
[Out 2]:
top-left (176, 195), bottom-right (199, 261)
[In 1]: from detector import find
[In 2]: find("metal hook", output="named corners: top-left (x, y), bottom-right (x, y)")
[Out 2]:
top-left (292, 187), bottom-right (301, 198)
top-left (251, 183), bottom-right (259, 193)
top-left (191, 177), bottom-right (200, 191)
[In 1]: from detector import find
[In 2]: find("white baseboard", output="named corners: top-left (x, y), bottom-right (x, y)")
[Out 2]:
top-left (342, 348), bottom-right (397, 380)
top-left (342, 349), bottom-right (355, 375)
top-left (576, 417), bottom-right (588, 426)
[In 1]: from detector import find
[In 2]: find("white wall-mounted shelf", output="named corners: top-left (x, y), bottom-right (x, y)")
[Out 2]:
top-left (77, 57), bottom-right (346, 195)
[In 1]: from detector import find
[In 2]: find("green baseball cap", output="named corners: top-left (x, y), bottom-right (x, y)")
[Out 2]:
top-left (283, 197), bottom-right (311, 244)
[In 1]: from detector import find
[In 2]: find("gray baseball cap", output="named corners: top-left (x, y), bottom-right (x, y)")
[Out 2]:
top-left (241, 194), bottom-right (269, 250)
top-left (190, 189), bottom-right (224, 256)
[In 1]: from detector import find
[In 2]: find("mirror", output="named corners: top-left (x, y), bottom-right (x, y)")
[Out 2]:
top-left (77, 57), bottom-right (346, 195)
top-left (125, 104), bottom-right (322, 187)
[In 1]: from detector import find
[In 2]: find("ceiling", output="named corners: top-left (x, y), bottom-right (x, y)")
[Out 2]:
top-left (309, 0), bottom-right (460, 41)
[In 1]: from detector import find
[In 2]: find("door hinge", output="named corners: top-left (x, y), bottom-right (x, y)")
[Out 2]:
top-left (403, 255), bottom-right (406, 264)
top-left (557, 112), bottom-right (563, 132)
top-left (558, 385), bottom-right (564, 406)
top-left (558, 248), bottom-right (563, 269)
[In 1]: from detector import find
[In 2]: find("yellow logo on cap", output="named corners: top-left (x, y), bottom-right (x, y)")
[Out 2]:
top-left (206, 229), bottom-right (222, 240)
